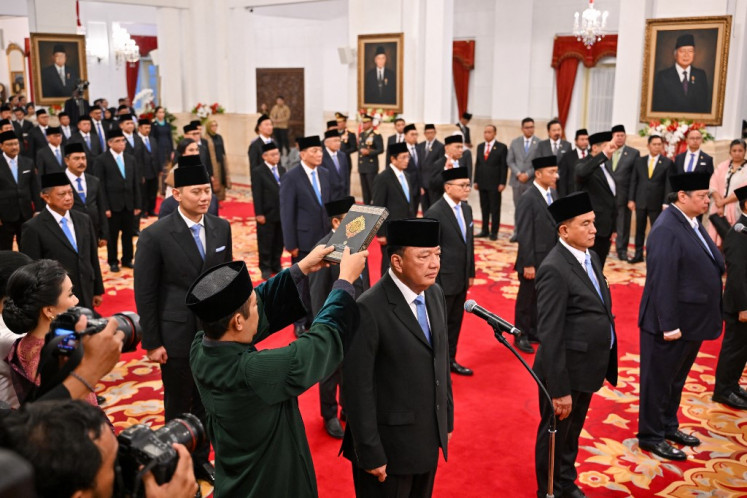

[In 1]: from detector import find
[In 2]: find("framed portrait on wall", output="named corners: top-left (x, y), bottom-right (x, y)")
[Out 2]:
top-left (640, 16), bottom-right (731, 125)
top-left (357, 33), bottom-right (404, 113)
top-left (30, 33), bottom-right (88, 106)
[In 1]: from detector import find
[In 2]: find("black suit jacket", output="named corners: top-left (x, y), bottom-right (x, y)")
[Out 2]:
top-left (0, 154), bottom-right (41, 223)
top-left (36, 145), bottom-right (65, 176)
top-left (364, 67), bottom-right (396, 104)
top-left (20, 208), bottom-right (104, 309)
top-left (373, 167), bottom-right (416, 237)
top-left (248, 137), bottom-right (271, 171)
top-left (557, 149), bottom-right (585, 197)
top-left (41, 64), bottom-right (78, 98)
top-left (342, 273), bottom-right (453, 474)
top-left (309, 230), bottom-right (368, 315)
top-left (474, 141), bottom-right (508, 190)
top-left (515, 185), bottom-right (558, 272)
top-left (575, 152), bottom-right (616, 237)
top-left (134, 134), bottom-right (161, 180)
top-left (69, 172), bottom-right (109, 242)
top-left (652, 65), bottom-right (711, 113)
top-left (456, 122), bottom-right (472, 147)
top-left (628, 155), bottom-right (672, 210)
top-left (639, 206), bottom-right (724, 341)
top-left (197, 142), bottom-right (214, 177)
top-left (251, 162), bottom-right (286, 223)
top-left (536, 139), bottom-right (572, 162)
top-left (420, 139), bottom-right (445, 169)
top-left (62, 97), bottom-right (91, 126)
top-left (279, 165), bottom-right (332, 253)
top-left (13, 120), bottom-right (34, 158)
top-left (404, 142), bottom-right (426, 191)
top-left (723, 214), bottom-right (747, 315)
top-left (68, 130), bottom-right (103, 165)
top-left (28, 127), bottom-right (48, 160)
top-left (427, 156), bottom-right (472, 203)
top-left (425, 197), bottom-right (475, 295)
top-left (90, 120), bottom-right (108, 152)
top-left (611, 145), bottom-right (641, 207)
top-left (93, 151), bottom-right (141, 212)
top-left (672, 150), bottom-right (714, 178)
top-left (534, 243), bottom-right (618, 397)
top-left (134, 211), bottom-right (233, 357)
top-left (321, 149), bottom-right (350, 199)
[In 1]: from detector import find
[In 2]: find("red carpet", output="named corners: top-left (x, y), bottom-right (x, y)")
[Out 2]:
top-left (97, 189), bottom-right (747, 497)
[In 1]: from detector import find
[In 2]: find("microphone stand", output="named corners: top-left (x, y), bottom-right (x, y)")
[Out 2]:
top-left (490, 324), bottom-right (557, 498)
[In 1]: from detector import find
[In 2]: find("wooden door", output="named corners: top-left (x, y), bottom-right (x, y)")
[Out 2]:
top-left (256, 68), bottom-right (304, 144)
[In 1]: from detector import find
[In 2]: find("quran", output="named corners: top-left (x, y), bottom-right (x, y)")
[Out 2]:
top-left (323, 205), bottom-right (389, 263)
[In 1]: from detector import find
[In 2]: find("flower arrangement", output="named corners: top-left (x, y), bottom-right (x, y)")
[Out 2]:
top-left (191, 102), bottom-right (226, 124)
top-left (358, 108), bottom-right (397, 127)
top-left (47, 104), bottom-right (63, 116)
top-left (638, 119), bottom-right (713, 158)
top-left (132, 89), bottom-right (154, 112)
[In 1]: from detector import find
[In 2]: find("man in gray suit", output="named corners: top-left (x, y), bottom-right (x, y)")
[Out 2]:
top-left (507, 117), bottom-right (540, 241)
top-left (610, 124), bottom-right (640, 261)
top-left (536, 119), bottom-right (572, 162)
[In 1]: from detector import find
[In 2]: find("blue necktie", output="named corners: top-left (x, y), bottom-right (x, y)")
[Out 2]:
top-left (331, 153), bottom-right (341, 174)
top-left (127, 135), bottom-right (134, 148)
top-left (60, 217), bottom-right (77, 252)
top-left (55, 148), bottom-right (62, 165)
top-left (585, 252), bottom-right (614, 347)
top-left (190, 224), bottom-right (205, 260)
top-left (272, 166), bottom-right (280, 184)
top-left (8, 158), bottom-right (18, 183)
top-left (84, 134), bottom-right (91, 149)
top-left (693, 224), bottom-right (714, 259)
top-left (311, 170), bottom-right (322, 205)
top-left (454, 204), bottom-right (466, 241)
top-left (410, 146), bottom-right (418, 166)
top-left (76, 177), bottom-right (86, 203)
top-left (524, 140), bottom-right (530, 154)
top-left (546, 191), bottom-right (553, 205)
top-left (115, 155), bottom-right (126, 178)
top-left (399, 172), bottom-right (410, 202)
top-left (96, 122), bottom-right (105, 150)
top-left (414, 295), bottom-right (431, 344)
top-left (686, 153), bottom-right (696, 173)
top-left (144, 137), bottom-right (151, 152)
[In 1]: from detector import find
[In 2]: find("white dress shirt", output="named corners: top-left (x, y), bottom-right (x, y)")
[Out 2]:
top-left (675, 63), bottom-right (692, 83)
top-left (533, 181), bottom-right (553, 205)
top-left (61, 125), bottom-right (71, 139)
top-left (443, 192), bottom-right (466, 231)
top-left (65, 168), bottom-right (86, 197)
top-left (388, 268), bottom-right (430, 328)
top-left (559, 237), bottom-right (588, 269)
top-left (46, 205), bottom-right (76, 247)
top-left (178, 206), bottom-right (205, 252)
top-left (49, 143), bottom-right (62, 158)
top-left (300, 161), bottom-right (322, 197)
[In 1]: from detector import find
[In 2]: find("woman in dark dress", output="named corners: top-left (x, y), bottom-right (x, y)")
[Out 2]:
top-left (204, 119), bottom-right (231, 200)
top-left (151, 107), bottom-right (174, 196)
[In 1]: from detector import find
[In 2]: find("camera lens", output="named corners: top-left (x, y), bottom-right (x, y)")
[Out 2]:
top-left (153, 413), bottom-right (205, 453)
top-left (110, 312), bottom-right (142, 353)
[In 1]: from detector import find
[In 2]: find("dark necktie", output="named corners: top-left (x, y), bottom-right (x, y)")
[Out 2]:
top-left (682, 71), bottom-right (689, 95)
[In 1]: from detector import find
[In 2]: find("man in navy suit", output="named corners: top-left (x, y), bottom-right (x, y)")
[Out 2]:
top-left (669, 129), bottom-right (714, 185)
top-left (320, 129), bottom-right (350, 199)
top-left (637, 172), bottom-right (724, 461)
top-left (652, 34), bottom-right (711, 114)
top-left (280, 135), bottom-right (332, 336)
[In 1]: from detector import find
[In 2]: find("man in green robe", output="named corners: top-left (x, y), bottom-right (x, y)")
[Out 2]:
top-left (188, 244), bottom-right (368, 497)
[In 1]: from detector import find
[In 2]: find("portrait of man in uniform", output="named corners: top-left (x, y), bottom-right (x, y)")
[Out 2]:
top-left (358, 33), bottom-right (403, 112)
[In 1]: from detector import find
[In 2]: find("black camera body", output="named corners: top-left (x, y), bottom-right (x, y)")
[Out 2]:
top-left (49, 306), bottom-right (141, 355)
top-left (75, 80), bottom-right (90, 95)
top-left (116, 414), bottom-right (204, 497)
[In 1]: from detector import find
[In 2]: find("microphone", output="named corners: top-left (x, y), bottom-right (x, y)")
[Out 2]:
top-left (735, 223), bottom-right (746, 233)
top-left (464, 300), bottom-right (521, 336)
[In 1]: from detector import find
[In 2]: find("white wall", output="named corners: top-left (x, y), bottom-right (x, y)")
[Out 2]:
top-left (0, 17), bottom-right (31, 100)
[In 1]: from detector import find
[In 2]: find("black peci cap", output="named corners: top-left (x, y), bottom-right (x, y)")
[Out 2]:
top-left (324, 196), bottom-right (356, 217)
top-left (532, 155), bottom-right (558, 169)
top-left (548, 192), bottom-right (594, 224)
top-left (186, 261), bottom-right (253, 323)
top-left (387, 218), bottom-right (440, 247)
top-left (669, 172), bottom-right (710, 192)
top-left (41, 172), bottom-right (70, 189)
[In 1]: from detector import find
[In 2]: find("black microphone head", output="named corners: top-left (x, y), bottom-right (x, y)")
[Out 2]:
top-left (735, 223), bottom-right (745, 233)
top-left (464, 300), bottom-right (477, 312)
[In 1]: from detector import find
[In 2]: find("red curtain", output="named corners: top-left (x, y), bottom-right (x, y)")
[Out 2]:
top-left (551, 35), bottom-right (618, 130)
top-left (452, 40), bottom-right (475, 118)
top-left (125, 35), bottom-right (158, 102)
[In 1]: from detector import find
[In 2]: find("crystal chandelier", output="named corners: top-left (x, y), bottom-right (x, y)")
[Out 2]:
top-left (112, 23), bottom-right (140, 65)
top-left (573, 0), bottom-right (609, 48)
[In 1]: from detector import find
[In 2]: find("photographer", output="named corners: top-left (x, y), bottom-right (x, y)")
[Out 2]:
top-left (0, 400), bottom-right (198, 498)
top-left (2, 259), bottom-right (121, 405)
top-left (63, 83), bottom-right (91, 126)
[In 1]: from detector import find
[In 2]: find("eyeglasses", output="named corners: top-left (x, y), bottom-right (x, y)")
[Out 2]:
top-left (446, 182), bottom-right (472, 189)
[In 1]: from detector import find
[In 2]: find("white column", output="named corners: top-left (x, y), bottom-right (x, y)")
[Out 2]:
top-left (422, 0), bottom-right (454, 124)
top-left (401, 0), bottom-right (425, 122)
top-left (610, 0), bottom-right (652, 131)
top-left (490, 0), bottom-right (534, 121)
top-left (26, 0), bottom-right (76, 34)
top-left (156, 7), bottom-right (184, 111)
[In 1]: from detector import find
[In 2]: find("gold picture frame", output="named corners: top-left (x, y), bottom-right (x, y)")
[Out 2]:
top-left (357, 33), bottom-right (404, 113)
top-left (30, 32), bottom-right (88, 106)
top-left (640, 16), bottom-right (731, 125)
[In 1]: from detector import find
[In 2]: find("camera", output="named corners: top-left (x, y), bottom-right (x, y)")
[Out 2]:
top-left (116, 414), bottom-right (205, 497)
top-left (75, 80), bottom-right (90, 94)
top-left (50, 306), bottom-right (141, 354)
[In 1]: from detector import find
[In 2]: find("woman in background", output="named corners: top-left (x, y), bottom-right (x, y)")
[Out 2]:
top-left (204, 119), bottom-right (231, 200)
top-left (151, 106), bottom-right (174, 195)
top-left (709, 139), bottom-right (747, 245)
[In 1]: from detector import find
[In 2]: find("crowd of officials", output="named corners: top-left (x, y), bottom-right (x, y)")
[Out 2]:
top-left (0, 85), bottom-right (745, 498)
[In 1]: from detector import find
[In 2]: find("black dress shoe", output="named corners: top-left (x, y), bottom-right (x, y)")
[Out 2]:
top-left (562, 488), bottom-right (587, 498)
top-left (489, 234), bottom-right (498, 241)
top-left (324, 417), bottom-right (344, 439)
top-left (450, 361), bottom-right (473, 376)
top-left (194, 461), bottom-right (216, 484)
top-left (617, 251), bottom-right (628, 261)
top-left (294, 324), bottom-right (305, 338)
top-left (665, 429), bottom-right (701, 446)
top-left (121, 262), bottom-right (134, 269)
top-left (109, 264), bottom-right (120, 273)
top-left (628, 255), bottom-right (644, 264)
top-left (509, 233), bottom-right (518, 243)
top-left (734, 386), bottom-right (747, 400)
top-left (514, 335), bottom-right (535, 354)
top-left (713, 391), bottom-right (747, 409)
top-left (638, 440), bottom-right (687, 461)
top-left (475, 231), bottom-right (489, 238)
